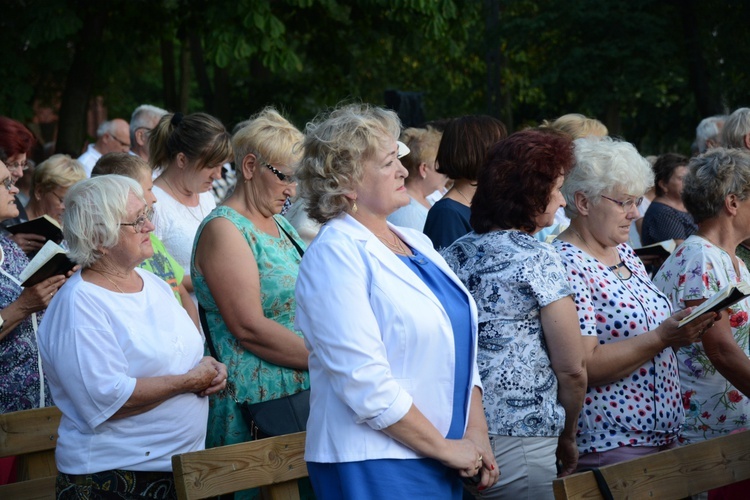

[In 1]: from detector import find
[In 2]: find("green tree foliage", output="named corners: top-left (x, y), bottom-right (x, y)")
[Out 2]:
top-left (1, 0), bottom-right (748, 155)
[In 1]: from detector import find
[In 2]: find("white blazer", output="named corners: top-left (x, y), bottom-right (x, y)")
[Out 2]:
top-left (295, 214), bottom-right (481, 463)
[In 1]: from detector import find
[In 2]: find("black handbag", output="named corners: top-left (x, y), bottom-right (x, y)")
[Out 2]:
top-left (238, 389), bottom-right (310, 440)
top-left (199, 221), bottom-right (310, 440)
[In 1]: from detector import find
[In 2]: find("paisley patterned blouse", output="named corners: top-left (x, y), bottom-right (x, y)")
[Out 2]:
top-left (653, 235), bottom-right (750, 444)
top-left (443, 230), bottom-right (582, 437)
top-left (552, 240), bottom-right (681, 454)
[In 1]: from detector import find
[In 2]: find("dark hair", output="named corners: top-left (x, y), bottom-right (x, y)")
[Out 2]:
top-left (653, 153), bottom-right (689, 197)
top-left (435, 115), bottom-right (507, 181)
top-left (148, 112), bottom-right (232, 171)
top-left (92, 152), bottom-right (151, 179)
top-left (0, 117), bottom-right (35, 158)
top-left (471, 129), bottom-right (575, 234)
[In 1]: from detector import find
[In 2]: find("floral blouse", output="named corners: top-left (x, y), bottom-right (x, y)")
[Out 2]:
top-left (0, 235), bottom-right (51, 413)
top-left (443, 230), bottom-right (583, 437)
top-left (552, 240), bottom-right (681, 454)
top-left (652, 235), bottom-right (750, 444)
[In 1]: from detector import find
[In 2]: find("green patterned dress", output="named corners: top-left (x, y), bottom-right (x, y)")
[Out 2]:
top-left (192, 206), bottom-right (309, 449)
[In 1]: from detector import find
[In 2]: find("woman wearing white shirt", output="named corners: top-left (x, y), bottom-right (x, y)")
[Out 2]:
top-left (148, 112), bottom-right (232, 298)
top-left (37, 176), bottom-right (226, 498)
top-left (295, 104), bottom-right (499, 499)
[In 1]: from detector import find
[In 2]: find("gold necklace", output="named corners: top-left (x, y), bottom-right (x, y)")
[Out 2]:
top-left (570, 227), bottom-right (627, 279)
top-left (453, 186), bottom-right (472, 205)
top-left (88, 268), bottom-right (128, 293)
top-left (376, 231), bottom-right (410, 256)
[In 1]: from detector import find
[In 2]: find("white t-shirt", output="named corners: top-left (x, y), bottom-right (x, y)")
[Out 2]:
top-left (77, 144), bottom-right (102, 177)
top-left (37, 269), bottom-right (207, 473)
top-left (151, 185), bottom-right (216, 277)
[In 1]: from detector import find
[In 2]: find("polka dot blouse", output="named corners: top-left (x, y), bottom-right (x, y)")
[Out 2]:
top-left (552, 240), bottom-right (683, 454)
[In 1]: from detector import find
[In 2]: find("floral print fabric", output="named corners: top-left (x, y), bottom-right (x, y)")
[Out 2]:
top-left (0, 235), bottom-right (51, 413)
top-left (443, 230), bottom-right (580, 437)
top-left (552, 240), bottom-right (681, 454)
top-left (652, 235), bottom-right (750, 443)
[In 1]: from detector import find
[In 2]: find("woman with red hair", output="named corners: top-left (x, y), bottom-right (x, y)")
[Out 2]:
top-left (0, 117), bottom-right (45, 254)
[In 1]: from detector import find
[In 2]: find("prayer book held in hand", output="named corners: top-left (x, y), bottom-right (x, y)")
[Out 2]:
top-left (6, 215), bottom-right (64, 244)
top-left (19, 240), bottom-right (75, 287)
top-left (678, 280), bottom-right (750, 327)
top-left (634, 239), bottom-right (676, 259)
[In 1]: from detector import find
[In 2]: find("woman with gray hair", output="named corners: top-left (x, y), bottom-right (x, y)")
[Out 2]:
top-left (37, 175), bottom-right (226, 498)
top-left (552, 137), bottom-right (715, 468)
top-left (295, 103), bottom-right (498, 498)
top-left (653, 148), bottom-right (750, 445)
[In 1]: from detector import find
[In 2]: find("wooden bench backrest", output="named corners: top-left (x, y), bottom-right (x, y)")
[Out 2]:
top-left (172, 431), bottom-right (308, 500)
top-left (0, 406), bottom-right (62, 499)
top-left (553, 430), bottom-right (750, 499)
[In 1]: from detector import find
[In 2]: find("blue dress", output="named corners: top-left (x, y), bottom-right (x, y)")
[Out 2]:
top-left (307, 247), bottom-right (472, 500)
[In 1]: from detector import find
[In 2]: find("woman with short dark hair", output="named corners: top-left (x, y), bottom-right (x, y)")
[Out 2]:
top-left (641, 152), bottom-right (696, 245)
top-left (423, 115), bottom-right (506, 250)
top-left (443, 129), bottom-right (586, 498)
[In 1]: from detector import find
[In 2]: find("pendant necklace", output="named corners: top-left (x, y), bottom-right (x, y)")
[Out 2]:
top-left (570, 227), bottom-right (627, 279)
top-left (88, 268), bottom-right (127, 293)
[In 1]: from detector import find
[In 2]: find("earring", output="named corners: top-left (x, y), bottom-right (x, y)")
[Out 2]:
top-left (352, 201), bottom-right (358, 214)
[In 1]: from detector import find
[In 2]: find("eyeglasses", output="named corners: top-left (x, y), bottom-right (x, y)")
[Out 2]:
top-left (109, 134), bottom-right (131, 148)
top-left (601, 194), bottom-right (644, 212)
top-left (6, 161), bottom-right (29, 172)
top-left (1, 177), bottom-right (14, 192)
top-left (120, 207), bottom-right (154, 232)
top-left (264, 163), bottom-right (296, 185)
top-left (49, 191), bottom-right (65, 205)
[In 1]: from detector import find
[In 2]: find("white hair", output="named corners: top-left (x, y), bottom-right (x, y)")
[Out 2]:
top-left (562, 137), bottom-right (654, 219)
top-left (63, 175), bottom-right (145, 267)
top-left (696, 115), bottom-right (727, 153)
top-left (130, 104), bottom-right (168, 143)
top-left (95, 120), bottom-right (117, 139)
top-left (721, 108), bottom-right (750, 149)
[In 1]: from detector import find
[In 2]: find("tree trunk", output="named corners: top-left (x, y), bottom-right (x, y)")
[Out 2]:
top-left (55, 9), bottom-right (107, 156)
top-left (179, 36), bottom-right (191, 113)
top-left (189, 32), bottom-right (214, 114)
top-left (213, 67), bottom-right (231, 126)
top-left (680, 0), bottom-right (722, 116)
top-left (161, 37), bottom-right (178, 111)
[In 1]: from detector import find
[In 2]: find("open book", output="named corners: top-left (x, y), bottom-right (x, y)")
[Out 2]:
top-left (19, 240), bottom-right (75, 287)
top-left (678, 280), bottom-right (750, 327)
top-left (634, 239), bottom-right (676, 259)
top-left (6, 215), bottom-right (64, 244)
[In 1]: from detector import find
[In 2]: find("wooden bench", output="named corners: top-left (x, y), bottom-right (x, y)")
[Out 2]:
top-left (172, 431), bottom-right (308, 500)
top-left (553, 430), bottom-right (750, 499)
top-left (0, 406), bottom-right (61, 500)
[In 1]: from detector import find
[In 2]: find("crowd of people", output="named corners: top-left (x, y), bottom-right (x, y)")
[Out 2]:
top-left (0, 103), bottom-right (749, 499)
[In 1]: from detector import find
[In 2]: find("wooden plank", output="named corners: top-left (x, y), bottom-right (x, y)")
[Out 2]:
top-left (263, 480), bottom-right (302, 500)
top-left (0, 475), bottom-right (56, 499)
top-left (17, 450), bottom-right (58, 481)
top-left (553, 430), bottom-right (750, 500)
top-left (0, 407), bottom-right (61, 457)
top-left (173, 432), bottom-right (307, 500)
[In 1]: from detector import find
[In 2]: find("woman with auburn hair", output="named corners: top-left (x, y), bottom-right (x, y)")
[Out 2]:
top-left (0, 117), bottom-right (44, 254)
top-left (149, 112), bottom-right (232, 301)
top-left (443, 129), bottom-right (586, 498)
top-left (423, 115), bottom-right (507, 250)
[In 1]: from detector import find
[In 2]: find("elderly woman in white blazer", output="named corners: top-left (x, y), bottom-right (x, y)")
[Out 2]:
top-left (295, 104), bottom-right (498, 500)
